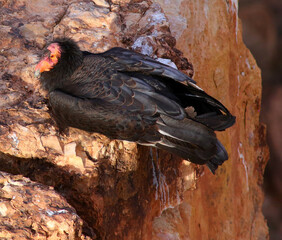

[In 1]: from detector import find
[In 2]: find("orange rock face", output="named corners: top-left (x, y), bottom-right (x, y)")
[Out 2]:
top-left (0, 0), bottom-right (268, 239)
top-left (154, 0), bottom-right (269, 239)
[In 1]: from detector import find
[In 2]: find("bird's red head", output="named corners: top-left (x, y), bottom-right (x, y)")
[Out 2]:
top-left (35, 43), bottom-right (62, 77)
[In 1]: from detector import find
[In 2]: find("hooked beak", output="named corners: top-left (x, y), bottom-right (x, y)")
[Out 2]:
top-left (34, 69), bottom-right (41, 78)
top-left (34, 56), bottom-right (53, 78)
top-left (34, 43), bottom-right (61, 78)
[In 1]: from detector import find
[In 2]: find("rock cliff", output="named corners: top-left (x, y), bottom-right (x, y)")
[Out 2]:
top-left (0, 0), bottom-right (269, 239)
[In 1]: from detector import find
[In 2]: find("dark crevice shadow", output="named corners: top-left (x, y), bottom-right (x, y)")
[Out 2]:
top-left (0, 152), bottom-right (99, 240)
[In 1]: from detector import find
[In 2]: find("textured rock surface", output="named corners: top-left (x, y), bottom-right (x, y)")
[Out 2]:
top-left (0, 171), bottom-right (85, 240)
top-left (154, 0), bottom-right (269, 239)
top-left (239, 1), bottom-right (282, 239)
top-left (0, 0), bottom-right (269, 239)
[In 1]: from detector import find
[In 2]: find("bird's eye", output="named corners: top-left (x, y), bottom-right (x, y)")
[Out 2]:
top-left (50, 54), bottom-right (55, 60)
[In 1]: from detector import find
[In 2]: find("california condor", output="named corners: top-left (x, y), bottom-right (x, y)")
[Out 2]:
top-left (35, 39), bottom-right (235, 173)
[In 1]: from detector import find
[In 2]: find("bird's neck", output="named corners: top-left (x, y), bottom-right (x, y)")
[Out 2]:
top-left (40, 51), bottom-right (83, 92)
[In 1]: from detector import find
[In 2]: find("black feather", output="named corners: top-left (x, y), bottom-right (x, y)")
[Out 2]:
top-left (36, 39), bottom-right (235, 174)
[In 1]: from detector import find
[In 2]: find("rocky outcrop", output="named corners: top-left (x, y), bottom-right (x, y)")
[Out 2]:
top-left (0, 0), bottom-right (269, 239)
top-left (0, 171), bottom-right (86, 239)
top-left (153, 1), bottom-right (269, 239)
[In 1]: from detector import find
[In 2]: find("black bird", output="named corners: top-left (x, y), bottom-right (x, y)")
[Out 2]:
top-left (35, 39), bottom-right (235, 173)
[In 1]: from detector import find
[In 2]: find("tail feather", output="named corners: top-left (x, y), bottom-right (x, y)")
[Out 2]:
top-left (155, 138), bottom-right (208, 165)
top-left (195, 112), bottom-right (236, 131)
top-left (157, 115), bottom-right (216, 150)
top-left (205, 140), bottom-right (228, 174)
top-left (153, 115), bottom-right (229, 174)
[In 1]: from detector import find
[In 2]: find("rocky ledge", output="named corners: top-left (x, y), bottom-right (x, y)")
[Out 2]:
top-left (0, 0), bottom-right (269, 239)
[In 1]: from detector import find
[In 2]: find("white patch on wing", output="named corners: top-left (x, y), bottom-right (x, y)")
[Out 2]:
top-left (187, 81), bottom-right (204, 91)
top-left (156, 58), bottom-right (178, 69)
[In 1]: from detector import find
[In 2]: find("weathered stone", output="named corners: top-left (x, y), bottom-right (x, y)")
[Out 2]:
top-left (53, 1), bottom-right (121, 52)
top-left (0, 171), bottom-right (87, 240)
top-left (153, 0), bottom-right (269, 239)
top-left (41, 135), bottom-right (63, 154)
top-left (19, 22), bottom-right (49, 42)
top-left (92, 0), bottom-right (110, 8)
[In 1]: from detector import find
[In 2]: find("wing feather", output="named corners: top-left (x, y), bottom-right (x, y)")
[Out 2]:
top-left (40, 40), bottom-right (236, 174)
top-left (100, 47), bottom-right (196, 83)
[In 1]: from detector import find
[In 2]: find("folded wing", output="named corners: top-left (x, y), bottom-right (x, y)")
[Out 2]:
top-left (49, 48), bottom-right (235, 173)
